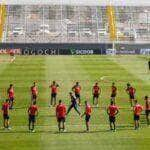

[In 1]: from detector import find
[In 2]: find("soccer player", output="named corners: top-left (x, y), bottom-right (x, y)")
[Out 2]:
top-left (92, 82), bottom-right (100, 106)
top-left (72, 82), bottom-right (81, 105)
top-left (30, 82), bottom-right (38, 103)
top-left (148, 59), bottom-right (150, 71)
top-left (2, 99), bottom-right (11, 129)
top-left (133, 100), bottom-right (143, 130)
top-left (56, 100), bottom-right (67, 132)
top-left (111, 82), bottom-right (117, 104)
top-left (144, 96), bottom-right (150, 125)
top-left (107, 101), bottom-right (119, 131)
top-left (126, 83), bottom-right (136, 107)
top-left (49, 81), bottom-right (59, 107)
top-left (9, 49), bottom-right (15, 63)
top-left (81, 101), bottom-right (92, 132)
top-left (28, 101), bottom-right (38, 132)
top-left (7, 84), bottom-right (15, 109)
top-left (67, 92), bottom-right (81, 116)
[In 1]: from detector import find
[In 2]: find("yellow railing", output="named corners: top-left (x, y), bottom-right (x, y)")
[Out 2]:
top-left (0, 3), bottom-right (6, 42)
top-left (106, 6), bottom-right (117, 41)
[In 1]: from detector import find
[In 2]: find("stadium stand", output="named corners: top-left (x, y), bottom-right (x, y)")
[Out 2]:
top-left (1, 5), bottom-right (150, 43)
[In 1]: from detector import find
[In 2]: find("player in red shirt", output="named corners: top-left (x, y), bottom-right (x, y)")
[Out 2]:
top-left (126, 83), bottom-right (136, 107)
top-left (72, 82), bottom-right (81, 105)
top-left (111, 82), bottom-right (117, 104)
top-left (107, 101), bottom-right (119, 131)
top-left (133, 100), bottom-right (143, 130)
top-left (56, 100), bottom-right (67, 132)
top-left (9, 49), bottom-right (15, 62)
top-left (49, 81), bottom-right (59, 107)
top-left (92, 82), bottom-right (100, 106)
top-left (30, 82), bottom-right (38, 103)
top-left (28, 101), bottom-right (38, 132)
top-left (7, 84), bottom-right (15, 109)
top-left (81, 101), bottom-right (92, 132)
top-left (144, 96), bottom-right (149, 126)
top-left (2, 99), bottom-right (11, 129)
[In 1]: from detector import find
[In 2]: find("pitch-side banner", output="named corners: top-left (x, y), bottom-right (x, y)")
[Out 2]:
top-left (1, 43), bottom-right (150, 55)
top-left (0, 43), bottom-right (111, 55)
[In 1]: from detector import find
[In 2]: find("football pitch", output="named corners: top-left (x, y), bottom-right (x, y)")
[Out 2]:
top-left (0, 55), bottom-right (150, 150)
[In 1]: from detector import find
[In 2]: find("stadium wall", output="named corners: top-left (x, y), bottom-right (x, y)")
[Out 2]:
top-left (0, 43), bottom-right (150, 55)
top-left (115, 43), bottom-right (150, 55)
top-left (0, 43), bottom-right (112, 55)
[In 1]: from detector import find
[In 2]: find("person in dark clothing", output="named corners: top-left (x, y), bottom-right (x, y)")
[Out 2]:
top-left (67, 92), bottom-right (81, 116)
top-left (148, 59), bottom-right (150, 71)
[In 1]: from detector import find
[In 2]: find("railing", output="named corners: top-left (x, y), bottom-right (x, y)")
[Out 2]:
top-left (3, 5), bottom-right (150, 43)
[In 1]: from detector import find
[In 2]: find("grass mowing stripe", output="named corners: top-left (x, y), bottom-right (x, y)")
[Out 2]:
top-left (108, 55), bottom-right (150, 85)
top-left (40, 56), bottom-right (150, 150)
top-left (41, 56), bottom-right (94, 149)
top-left (0, 56), bottom-right (46, 150)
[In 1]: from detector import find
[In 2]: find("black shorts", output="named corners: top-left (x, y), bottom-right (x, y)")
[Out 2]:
top-left (145, 110), bottom-right (150, 116)
top-left (9, 97), bottom-right (14, 102)
top-left (51, 93), bottom-right (57, 98)
top-left (3, 114), bottom-right (9, 120)
top-left (85, 115), bottom-right (91, 122)
top-left (32, 94), bottom-right (37, 100)
top-left (57, 117), bottom-right (65, 122)
top-left (134, 115), bottom-right (140, 121)
top-left (29, 115), bottom-right (36, 123)
top-left (111, 93), bottom-right (116, 98)
top-left (93, 93), bottom-right (99, 98)
top-left (109, 116), bottom-right (116, 123)
top-left (75, 93), bottom-right (80, 99)
top-left (129, 94), bottom-right (135, 99)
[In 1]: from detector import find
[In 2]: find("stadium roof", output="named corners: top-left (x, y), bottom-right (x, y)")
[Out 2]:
top-left (0, 0), bottom-right (150, 6)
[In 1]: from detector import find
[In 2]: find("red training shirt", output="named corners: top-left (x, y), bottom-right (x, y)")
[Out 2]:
top-left (51, 85), bottom-right (58, 94)
top-left (8, 88), bottom-right (14, 98)
top-left (74, 86), bottom-right (81, 94)
top-left (126, 87), bottom-right (135, 96)
top-left (145, 99), bottom-right (150, 110)
top-left (2, 102), bottom-right (9, 115)
top-left (56, 104), bottom-right (66, 118)
top-left (28, 105), bottom-right (38, 116)
top-left (133, 104), bottom-right (143, 116)
top-left (85, 104), bottom-right (92, 115)
top-left (31, 86), bottom-right (38, 95)
top-left (112, 86), bottom-right (117, 94)
top-left (93, 85), bottom-right (100, 94)
top-left (108, 105), bottom-right (119, 117)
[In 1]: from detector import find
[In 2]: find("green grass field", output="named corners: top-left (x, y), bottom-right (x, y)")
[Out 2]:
top-left (0, 55), bottom-right (150, 150)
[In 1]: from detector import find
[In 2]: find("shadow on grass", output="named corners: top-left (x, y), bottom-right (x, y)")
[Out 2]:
top-left (0, 129), bottom-right (111, 134)
top-left (53, 130), bottom-right (111, 134)
top-left (117, 124), bottom-right (134, 131)
top-left (0, 124), bottom-right (148, 134)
